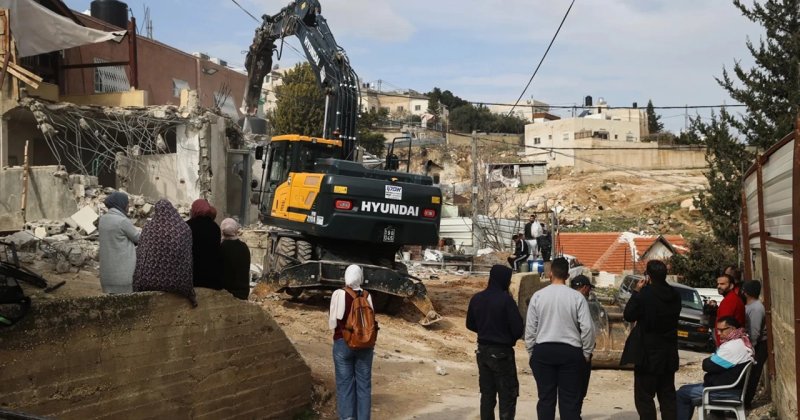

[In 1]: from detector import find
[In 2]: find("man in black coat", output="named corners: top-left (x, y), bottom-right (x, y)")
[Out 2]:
top-left (620, 260), bottom-right (681, 420)
top-left (467, 265), bottom-right (524, 420)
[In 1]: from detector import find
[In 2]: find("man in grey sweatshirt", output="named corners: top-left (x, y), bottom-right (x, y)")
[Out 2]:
top-left (525, 257), bottom-right (595, 420)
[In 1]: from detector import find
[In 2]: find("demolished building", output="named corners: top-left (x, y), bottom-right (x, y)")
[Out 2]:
top-left (0, 0), bottom-right (256, 232)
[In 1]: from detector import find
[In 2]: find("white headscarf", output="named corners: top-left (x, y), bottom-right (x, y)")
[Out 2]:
top-left (329, 264), bottom-right (373, 330)
top-left (344, 264), bottom-right (363, 290)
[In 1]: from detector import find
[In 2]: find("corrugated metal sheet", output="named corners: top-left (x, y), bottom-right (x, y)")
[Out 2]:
top-left (745, 174), bottom-right (760, 248)
top-left (762, 141), bottom-right (794, 241)
top-left (745, 138), bottom-right (794, 249)
top-left (476, 215), bottom-right (524, 251)
top-left (439, 217), bottom-right (474, 248)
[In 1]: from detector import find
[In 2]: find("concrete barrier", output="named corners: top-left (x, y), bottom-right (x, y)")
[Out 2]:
top-left (0, 289), bottom-right (311, 419)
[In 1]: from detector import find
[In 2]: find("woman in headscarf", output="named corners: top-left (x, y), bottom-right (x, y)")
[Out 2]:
top-left (328, 265), bottom-right (375, 420)
top-left (133, 199), bottom-right (196, 306)
top-left (187, 198), bottom-right (223, 289)
top-left (219, 218), bottom-right (251, 300)
top-left (98, 192), bottom-right (140, 293)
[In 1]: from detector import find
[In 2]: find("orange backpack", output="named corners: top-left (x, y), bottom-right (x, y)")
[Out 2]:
top-left (342, 287), bottom-right (378, 349)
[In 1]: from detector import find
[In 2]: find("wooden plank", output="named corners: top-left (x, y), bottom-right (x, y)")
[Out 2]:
top-left (1, 61), bottom-right (39, 89)
top-left (8, 61), bottom-right (43, 83)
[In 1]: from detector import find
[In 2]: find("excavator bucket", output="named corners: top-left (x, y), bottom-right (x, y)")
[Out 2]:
top-left (407, 294), bottom-right (443, 326)
top-left (589, 303), bottom-right (631, 368)
top-left (510, 272), bottom-right (631, 369)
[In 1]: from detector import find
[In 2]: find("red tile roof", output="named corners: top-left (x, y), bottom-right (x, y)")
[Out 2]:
top-left (556, 233), bottom-right (620, 268)
top-left (556, 232), bottom-right (687, 274)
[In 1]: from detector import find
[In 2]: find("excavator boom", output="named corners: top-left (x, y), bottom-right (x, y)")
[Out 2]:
top-left (242, 0), bottom-right (359, 159)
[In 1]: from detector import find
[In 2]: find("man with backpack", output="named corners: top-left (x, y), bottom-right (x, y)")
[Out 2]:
top-left (467, 265), bottom-right (524, 420)
top-left (329, 264), bottom-right (378, 420)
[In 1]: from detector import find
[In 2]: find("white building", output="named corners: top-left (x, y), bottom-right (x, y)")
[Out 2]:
top-left (524, 99), bottom-right (649, 167)
top-left (488, 99), bottom-right (550, 122)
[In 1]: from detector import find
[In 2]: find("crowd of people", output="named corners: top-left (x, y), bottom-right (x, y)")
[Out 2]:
top-left (98, 196), bottom-right (769, 419)
top-left (467, 258), bottom-right (767, 420)
top-left (97, 193), bottom-right (251, 304)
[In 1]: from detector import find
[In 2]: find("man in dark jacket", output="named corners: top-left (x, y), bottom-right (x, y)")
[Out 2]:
top-left (506, 234), bottom-right (530, 272)
top-left (621, 260), bottom-right (682, 419)
top-left (467, 265), bottom-right (524, 420)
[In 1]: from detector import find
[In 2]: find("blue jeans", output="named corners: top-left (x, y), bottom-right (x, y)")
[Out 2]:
top-left (677, 383), bottom-right (740, 420)
top-left (333, 338), bottom-right (374, 420)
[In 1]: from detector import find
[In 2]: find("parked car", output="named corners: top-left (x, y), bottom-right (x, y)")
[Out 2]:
top-left (695, 288), bottom-right (723, 305)
top-left (617, 275), bottom-right (713, 351)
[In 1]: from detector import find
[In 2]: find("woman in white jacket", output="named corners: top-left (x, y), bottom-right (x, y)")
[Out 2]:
top-left (98, 192), bottom-right (140, 293)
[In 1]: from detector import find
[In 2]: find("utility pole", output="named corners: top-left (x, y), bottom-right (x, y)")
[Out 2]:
top-left (471, 131), bottom-right (478, 245)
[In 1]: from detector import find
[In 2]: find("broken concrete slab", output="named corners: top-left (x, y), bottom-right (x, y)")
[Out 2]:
top-left (43, 234), bottom-right (70, 243)
top-left (67, 207), bottom-right (99, 235)
top-left (2, 231), bottom-right (38, 252)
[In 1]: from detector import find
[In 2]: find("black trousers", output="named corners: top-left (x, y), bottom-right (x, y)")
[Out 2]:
top-left (530, 343), bottom-right (586, 420)
top-left (507, 255), bottom-right (528, 271)
top-left (633, 368), bottom-right (677, 420)
top-left (477, 344), bottom-right (519, 420)
top-left (745, 340), bottom-right (768, 407)
top-left (580, 360), bottom-right (592, 412)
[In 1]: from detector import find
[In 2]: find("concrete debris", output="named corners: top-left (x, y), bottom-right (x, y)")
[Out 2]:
top-left (2, 231), bottom-right (38, 252)
top-left (139, 203), bottom-right (153, 217)
top-left (68, 207), bottom-right (99, 235)
top-left (435, 365), bottom-right (448, 376)
top-left (33, 227), bottom-right (47, 239)
top-left (24, 220), bottom-right (67, 236)
top-left (423, 249), bottom-right (443, 262)
top-left (43, 234), bottom-right (71, 243)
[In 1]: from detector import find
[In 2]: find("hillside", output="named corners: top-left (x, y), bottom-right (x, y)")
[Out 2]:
top-left (401, 143), bottom-right (710, 238)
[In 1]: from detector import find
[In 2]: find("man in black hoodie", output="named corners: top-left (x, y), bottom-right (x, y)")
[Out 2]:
top-left (621, 260), bottom-right (682, 420)
top-left (467, 265), bottom-right (525, 420)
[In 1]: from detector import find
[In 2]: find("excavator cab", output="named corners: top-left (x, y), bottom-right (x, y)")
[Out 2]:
top-left (256, 135), bottom-right (341, 217)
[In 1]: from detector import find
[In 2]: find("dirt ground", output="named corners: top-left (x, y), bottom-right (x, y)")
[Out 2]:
top-left (253, 273), bottom-right (778, 420)
top-left (16, 262), bottom-right (774, 419)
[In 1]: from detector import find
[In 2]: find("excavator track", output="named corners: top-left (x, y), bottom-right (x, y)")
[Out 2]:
top-left (262, 231), bottom-right (443, 326)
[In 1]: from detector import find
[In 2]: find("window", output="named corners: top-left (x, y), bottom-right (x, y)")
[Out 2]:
top-left (626, 132), bottom-right (635, 142)
top-left (614, 134), bottom-right (618, 140)
top-left (214, 91), bottom-right (239, 118)
top-left (534, 137), bottom-right (541, 145)
top-left (397, 106), bottom-right (404, 112)
top-left (548, 134), bottom-right (552, 140)
top-left (172, 79), bottom-right (189, 98)
top-left (380, 107), bottom-right (389, 113)
top-left (562, 132), bottom-right (570, 141)
top-left (93, 58), bottom-right (130, 93)
top-left (415, 105), bottom-right (421, 111)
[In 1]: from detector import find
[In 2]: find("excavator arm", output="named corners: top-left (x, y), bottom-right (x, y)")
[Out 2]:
top-left (242, 0), bottom-right (360, 159)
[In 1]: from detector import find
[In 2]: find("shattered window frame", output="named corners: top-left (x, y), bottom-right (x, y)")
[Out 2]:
top-left (172, 79), bottom-right (189, 98)
top-left (214, 91), bottom-right (239, 118)
top-left (93, 58), bottom-right (130, 93)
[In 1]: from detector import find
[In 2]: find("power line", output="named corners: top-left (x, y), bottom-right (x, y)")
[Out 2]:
top-left (230, 0), bottom-right (260, 22)
top-left (508, 0), bottom-right (576, 117)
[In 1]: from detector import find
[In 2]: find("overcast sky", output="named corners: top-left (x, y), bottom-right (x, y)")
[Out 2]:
top-left (65, 0), bottom-right (763, 133)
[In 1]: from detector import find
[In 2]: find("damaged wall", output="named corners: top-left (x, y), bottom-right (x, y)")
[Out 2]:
top-left (125, 114), bottom-right (230, 215)
top-left (0, 289), bottom-right (313, 418)
top-left (0, 165), bottom-right (77, 231)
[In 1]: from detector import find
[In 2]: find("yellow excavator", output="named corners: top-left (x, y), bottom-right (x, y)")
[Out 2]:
top-left (242, 1), bottom-right (442, 325)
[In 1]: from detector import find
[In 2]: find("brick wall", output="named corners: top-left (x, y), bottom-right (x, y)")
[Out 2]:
top-left (0, 289), bottom-right (311, 419)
